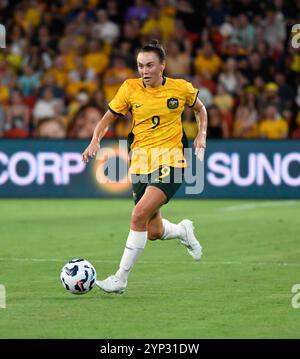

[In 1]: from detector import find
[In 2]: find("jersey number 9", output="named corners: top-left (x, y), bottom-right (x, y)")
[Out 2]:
top-left (151, 116), bottom-right (160, 129)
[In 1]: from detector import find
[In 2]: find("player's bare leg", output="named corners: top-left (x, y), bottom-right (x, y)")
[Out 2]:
top-left (147, 210), bottom-right (164, 240)
top-left (147, 204), bottom-right (202, 261)
top-left (96, 186), bottom-right (167, 293)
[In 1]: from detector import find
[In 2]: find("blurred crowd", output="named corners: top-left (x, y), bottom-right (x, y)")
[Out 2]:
top-left (0, 0), bottom-right (300, 140)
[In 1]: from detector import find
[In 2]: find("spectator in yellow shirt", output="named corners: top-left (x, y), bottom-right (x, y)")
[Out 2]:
top-left (67, 57), bottom-right (97, 97)
top-left (140, 5), bottom-right (175, 42)
top-left (194, 42), bottom-right (222, 78)
top-left (259, 105), bottom-right (288, 139)
top-left (103, 56), bottom-right (136, 103)
top-left (84, 40), bottom-right (109, 75)
top-left (47, 56), bottom-right (69, 89)
top-left (213, 83), bottom-right (234, 113)
top-left (165, 40), bottom-right (191, 77)
top-left (0, 85), bottom-right (9, 104)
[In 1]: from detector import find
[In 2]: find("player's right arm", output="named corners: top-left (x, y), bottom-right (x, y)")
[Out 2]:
top-left (82, 80), bottom-right (130, 162)
top-left (82, 110), bottom-right (118, 163)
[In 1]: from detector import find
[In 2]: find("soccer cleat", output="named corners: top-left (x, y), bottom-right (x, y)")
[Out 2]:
top-left (96, 275), bottom-right (127, 294)
top-left (178, 219), bottom-right (202, 261)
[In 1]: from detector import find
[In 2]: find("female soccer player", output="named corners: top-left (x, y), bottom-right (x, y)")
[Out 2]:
top-left (82, 40), bottom-right (207, 294)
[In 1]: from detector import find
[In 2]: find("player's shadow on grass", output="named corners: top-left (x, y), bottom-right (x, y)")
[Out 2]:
top-left (53, 293), bottom-right (128, 301)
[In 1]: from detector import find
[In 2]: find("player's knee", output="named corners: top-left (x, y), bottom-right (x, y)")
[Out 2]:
top-left (131, 207), bottom-right (148, 227)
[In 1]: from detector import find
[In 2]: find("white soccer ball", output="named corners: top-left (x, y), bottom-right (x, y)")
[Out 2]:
top-left (60, 259), bottom-right (96, 295)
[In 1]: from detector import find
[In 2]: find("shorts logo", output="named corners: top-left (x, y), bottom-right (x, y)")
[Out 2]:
top-left (154, 166), bottom-right (170, 182)
top-left (167, 98), bottom-right (179, 109)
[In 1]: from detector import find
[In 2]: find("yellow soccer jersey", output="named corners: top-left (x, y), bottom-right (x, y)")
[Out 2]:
top-left (108, 77), bottom-right (199, 174)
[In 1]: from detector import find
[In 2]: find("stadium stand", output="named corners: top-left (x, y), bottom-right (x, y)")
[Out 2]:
top-left (0, 0), bottom-right (299, 139)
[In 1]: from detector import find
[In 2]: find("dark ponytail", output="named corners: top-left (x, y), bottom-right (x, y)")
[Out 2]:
top-left (140, 39), bottom-right (166, 63)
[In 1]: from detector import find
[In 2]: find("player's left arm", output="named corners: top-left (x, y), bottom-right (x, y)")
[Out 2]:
top-left (192, 97), bottom-right (208, 161)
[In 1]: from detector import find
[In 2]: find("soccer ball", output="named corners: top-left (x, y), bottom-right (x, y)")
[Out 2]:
top-left (60, 259), bottom-right (96, 295)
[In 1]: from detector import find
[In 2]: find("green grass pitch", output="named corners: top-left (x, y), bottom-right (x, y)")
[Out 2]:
top-left (0, 199), bottom-right (299, 339)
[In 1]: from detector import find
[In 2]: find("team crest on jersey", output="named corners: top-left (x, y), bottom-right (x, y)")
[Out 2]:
top-left (167, 97), bottom-right (179, 109)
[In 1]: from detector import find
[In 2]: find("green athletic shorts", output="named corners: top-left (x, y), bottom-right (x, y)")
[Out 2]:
top-left (131, 166), bottom-right (184, 205)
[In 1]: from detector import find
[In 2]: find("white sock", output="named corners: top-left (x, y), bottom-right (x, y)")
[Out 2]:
top-left (161, 218), bottom-right (185, 240)
top-left (115, 229), bottom-right (147, 283)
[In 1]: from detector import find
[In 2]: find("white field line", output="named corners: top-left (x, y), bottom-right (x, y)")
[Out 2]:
top-left (220, 200), bottom-right (299, 212)
top-left (0, 257), bottom-right (299, 267)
